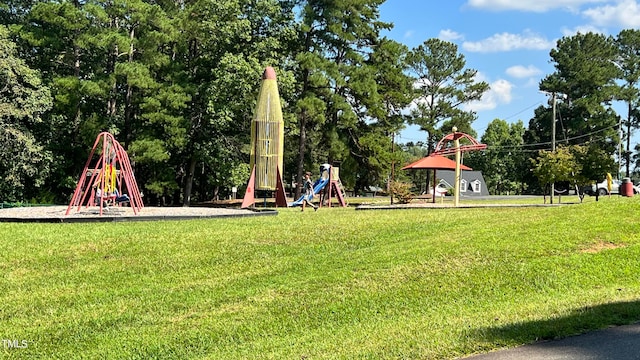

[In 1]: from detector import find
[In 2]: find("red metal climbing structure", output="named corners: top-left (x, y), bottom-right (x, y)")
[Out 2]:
top-left (65, 132), bottom-right (144, 216)
top-left (431, 131), bottom-right (487, 157)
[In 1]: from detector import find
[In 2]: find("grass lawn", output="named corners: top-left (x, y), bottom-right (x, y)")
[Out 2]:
top-left (1, 196), bottom-right (640, 359)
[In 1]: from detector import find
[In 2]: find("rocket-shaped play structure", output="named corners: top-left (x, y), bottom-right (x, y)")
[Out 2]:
top-left (241, 67), bottom-right (287, 208)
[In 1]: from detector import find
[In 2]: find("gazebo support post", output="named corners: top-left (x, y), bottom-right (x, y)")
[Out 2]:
top-left (433, 170), bottom-right (437, 204)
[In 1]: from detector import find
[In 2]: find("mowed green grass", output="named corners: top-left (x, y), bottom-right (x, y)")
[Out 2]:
top-left (2, 197), bottom-right (640, 359)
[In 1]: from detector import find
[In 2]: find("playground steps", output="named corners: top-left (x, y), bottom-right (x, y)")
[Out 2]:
top-left (336, 177), bottom-right (348, 206)
top-left (324, 166), bottom-right (348, 207)
top-left (326, 179), bottom-right (348, 207)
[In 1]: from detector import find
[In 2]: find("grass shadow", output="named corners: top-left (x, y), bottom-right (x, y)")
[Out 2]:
top-left (469, 300), bottom-right (640, 356)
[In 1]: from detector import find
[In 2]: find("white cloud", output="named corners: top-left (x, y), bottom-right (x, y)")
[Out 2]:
top-left (506, 65), bottom-right (543, 78)
top-left (561, 24), bottom-right (606, 36)
top-left (408, 79), bottom-right (433, 111)
top-left (583, 0), bottom-right (640, 27)
top-left (463, 30), bottom-right (556, 53)
top-left (408, 76), bottom-right (513, 114)
top-left (465, 78), bottom-right (514, 112)
top-left (524, 78), bottom-right (540, 88)
top-left (438, 29), bottom-right (464, 42)
top-left (492, 80), bottom-right (514, 103)
top-left (404, 30), bottom-right (415, 39)
top-left (471, 71), bottom-right (490, 84)
top-left (466, 0), bottom-right (608, 13)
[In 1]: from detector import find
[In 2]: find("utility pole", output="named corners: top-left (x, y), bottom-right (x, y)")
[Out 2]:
top-left (551, 92), bottom-right (556, 205)
top-left (626, 102), bottom-right (631, 178)
top-left (390, 132), bottom-right (395, 205)
top-left (618, 110), bottom-right (624, 181)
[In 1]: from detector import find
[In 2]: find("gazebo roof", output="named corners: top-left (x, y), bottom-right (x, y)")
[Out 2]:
top-left (402, 154), bottom-right (472, 171)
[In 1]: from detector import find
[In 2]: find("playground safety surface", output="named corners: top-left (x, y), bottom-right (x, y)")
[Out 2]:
top-left (0, 205), bottom-right (276, 223)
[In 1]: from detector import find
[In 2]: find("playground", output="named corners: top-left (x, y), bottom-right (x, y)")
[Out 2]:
top-left (1, 198), bottom-right (639, 359)
top-left (0, 121), bottom-right (601, 223)
top-left (4, 66), bottom-right (640, 360)
top-left (0, 67), bottom-right (503, 222)
top-left (0, 115), bottom-right (638, 358)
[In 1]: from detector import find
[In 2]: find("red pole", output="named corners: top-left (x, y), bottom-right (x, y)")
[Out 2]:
top-left (432, 170), bottom-right (437, 204)
top-left (66, 133), bottom-right (104, 215)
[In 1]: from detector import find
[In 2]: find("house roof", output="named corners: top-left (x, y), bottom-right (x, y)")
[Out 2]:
top-left (437, 170), bottom-right (490, 196)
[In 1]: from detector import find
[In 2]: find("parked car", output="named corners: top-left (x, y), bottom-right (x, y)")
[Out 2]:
top-left (584, 178), bottom-right (640, 196)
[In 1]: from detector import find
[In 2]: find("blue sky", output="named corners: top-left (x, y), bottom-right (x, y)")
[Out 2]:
top-left (378, 0), bottom-right (640, 144)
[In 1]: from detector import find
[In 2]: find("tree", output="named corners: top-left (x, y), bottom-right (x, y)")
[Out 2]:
top-left (171, 0), bottom-right (297, 206)
top-left (5, 0), bottom-right (510, 206)
top-left (16, 0), bottom-right (184, 204)
top-left (536, 32), bottom-right (621, 184)
top-left (406, 38), bottom-right (488, 193)
top-left (541, 32), bottom-right (620, 112)
top-left (399, 141), bottom-right (428, 193)
top-left (466, 119), bottom-right (526, 194)
top-left (351, 37), bottom-right (413, 197)
top-left (616, 29), bottom-right (640, 177)
top-left (406, 38), bottom-right (489, 153)
top-left (17, 0), bottom-right (103, 202)
top-left (10, 0), bottom-right (297, 206)
top-left (291, 0), bottom-right (391, 197)
top-left (531, 146), bottom-right (581, 203)
top-left (632, 142), bottom-right (640, 180)
top-left (0, 25), bottom-right (52, 201)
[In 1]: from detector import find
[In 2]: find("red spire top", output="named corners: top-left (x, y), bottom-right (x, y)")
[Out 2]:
top-left (263, 66), bottom-right (276, 80)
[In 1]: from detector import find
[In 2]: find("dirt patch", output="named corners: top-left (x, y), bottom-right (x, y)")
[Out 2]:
top-left (581, 241), bottom-right (625, 254)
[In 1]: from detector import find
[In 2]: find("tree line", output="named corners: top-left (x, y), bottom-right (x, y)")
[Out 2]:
top-left (1, 0), bottom-right (639, 204)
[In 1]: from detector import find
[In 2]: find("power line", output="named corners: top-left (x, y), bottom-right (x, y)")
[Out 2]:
top-left (485, 124), bottom-right (618, 151)
top-left (400, 123), bottom-right (617, 150)
top-left (400, 100), bottom-right (546, 142)
top-left (398, 101), bottom-right (618, 149)
top-left (397, 134), bottom-right (425, 142)
top-left (503, 101), bottom-right (544, 121)
top-left (480, 134), bottom-right (616, 157)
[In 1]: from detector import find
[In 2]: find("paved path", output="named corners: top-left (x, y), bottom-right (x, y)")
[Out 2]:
top-left (464, 323), bottom-right (640, 360)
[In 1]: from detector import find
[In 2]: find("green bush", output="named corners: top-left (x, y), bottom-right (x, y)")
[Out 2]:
top-left (389, 180), bottom-right (414, 203)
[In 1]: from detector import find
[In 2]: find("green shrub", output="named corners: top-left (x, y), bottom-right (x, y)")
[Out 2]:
top-left (389, 180), bottom-right (414, 203)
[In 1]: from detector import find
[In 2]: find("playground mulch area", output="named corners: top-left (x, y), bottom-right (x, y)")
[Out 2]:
top-left (0, 205), bottom-right (276, 223)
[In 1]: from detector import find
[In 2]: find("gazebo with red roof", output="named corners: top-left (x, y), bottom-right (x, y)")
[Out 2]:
top-left (402, 154), bottom-right (472, 203)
